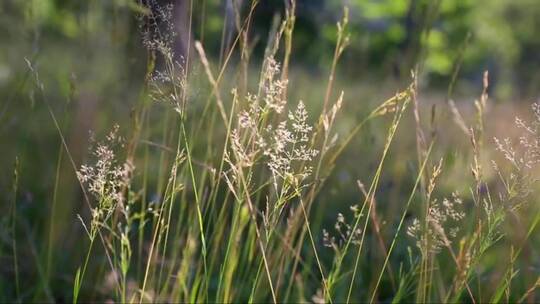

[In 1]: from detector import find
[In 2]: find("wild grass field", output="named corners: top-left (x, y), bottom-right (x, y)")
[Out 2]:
top-left (2, 0), bottom-right (540, 303)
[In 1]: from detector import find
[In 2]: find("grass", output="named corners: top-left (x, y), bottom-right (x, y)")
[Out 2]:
top-left (2, 0), bottom-right (540, 303)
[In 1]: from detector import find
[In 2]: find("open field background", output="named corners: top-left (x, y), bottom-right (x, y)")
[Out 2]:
top-left (2, 0), bottom-right (540, 302)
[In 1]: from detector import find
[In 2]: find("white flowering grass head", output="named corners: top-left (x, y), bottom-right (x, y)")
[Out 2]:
top-left (149, 60), bottom-right (187, 113)
top-left (229, 58), bottom-right (318, 195)
top-left (494, 102), bottom-right (540, 170)
top-left (77, 125), bottom-right (134, 220)
top-left (262, 57), bottom-right (287, 114)
top-left (139, 2), bottom-right (176, 59)
top-left (406, 160), bottom-right (466, 255)
top-left (494, 101), bottom-right (540, 208)
top-left (231, 98), bottom-right (318, 191)
top-left (323, 204), bottom-right (364, 252)
top-left (139, 1), bottom-right (187, 114)
top-left (407, 192), bottom-right (465, 255)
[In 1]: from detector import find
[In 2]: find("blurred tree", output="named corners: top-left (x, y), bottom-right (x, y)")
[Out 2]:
top-left (4, 0), bottom-right (540, 97)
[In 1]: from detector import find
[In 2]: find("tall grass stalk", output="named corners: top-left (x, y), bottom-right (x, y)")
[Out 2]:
top-left (370, 141), bottom-right (435, 303)
top-left (11, 157), bottom-right (20, 302)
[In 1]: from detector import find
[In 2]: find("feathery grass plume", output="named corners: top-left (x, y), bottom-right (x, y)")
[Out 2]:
top-left (140, 1), bottom-right (187, 115)
top-left (149, 62), bottom-right (187, 114)
top-left (75, 125), bottom-right (137, 303)
top-left (77, 126), bottom-right (134, 212)
top-left (222, 56), bottom-right (323, 304)
top-left (262, 57), bottom-right (288, 114)
top-left (323, 205), bottom-right (363, 253)
top-left (408, 160), bottom-right (447, 255)
top-left (494, 103), bottom-right (540, 198)
top-left (493, 101), bottom-right (540, 209)
top-left (483, 100), bottom-right (540, 303)
top-left (228, 57), bottom-right (318, 209)
top-left (407, 191), bottom-right (465, 254)
top-left (139, 2), bottom-right (176, 58)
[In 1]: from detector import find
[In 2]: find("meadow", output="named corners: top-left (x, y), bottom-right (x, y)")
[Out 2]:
top-left (2, 0), bottom-right (540, 303)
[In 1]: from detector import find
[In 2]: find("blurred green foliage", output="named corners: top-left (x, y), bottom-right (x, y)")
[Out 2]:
top-left (249, 0), bottom-right (540, 97)
top-left (3, 0), bottom-right (540, 97)
top-left (2, 0), bottom-right (540, 189)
